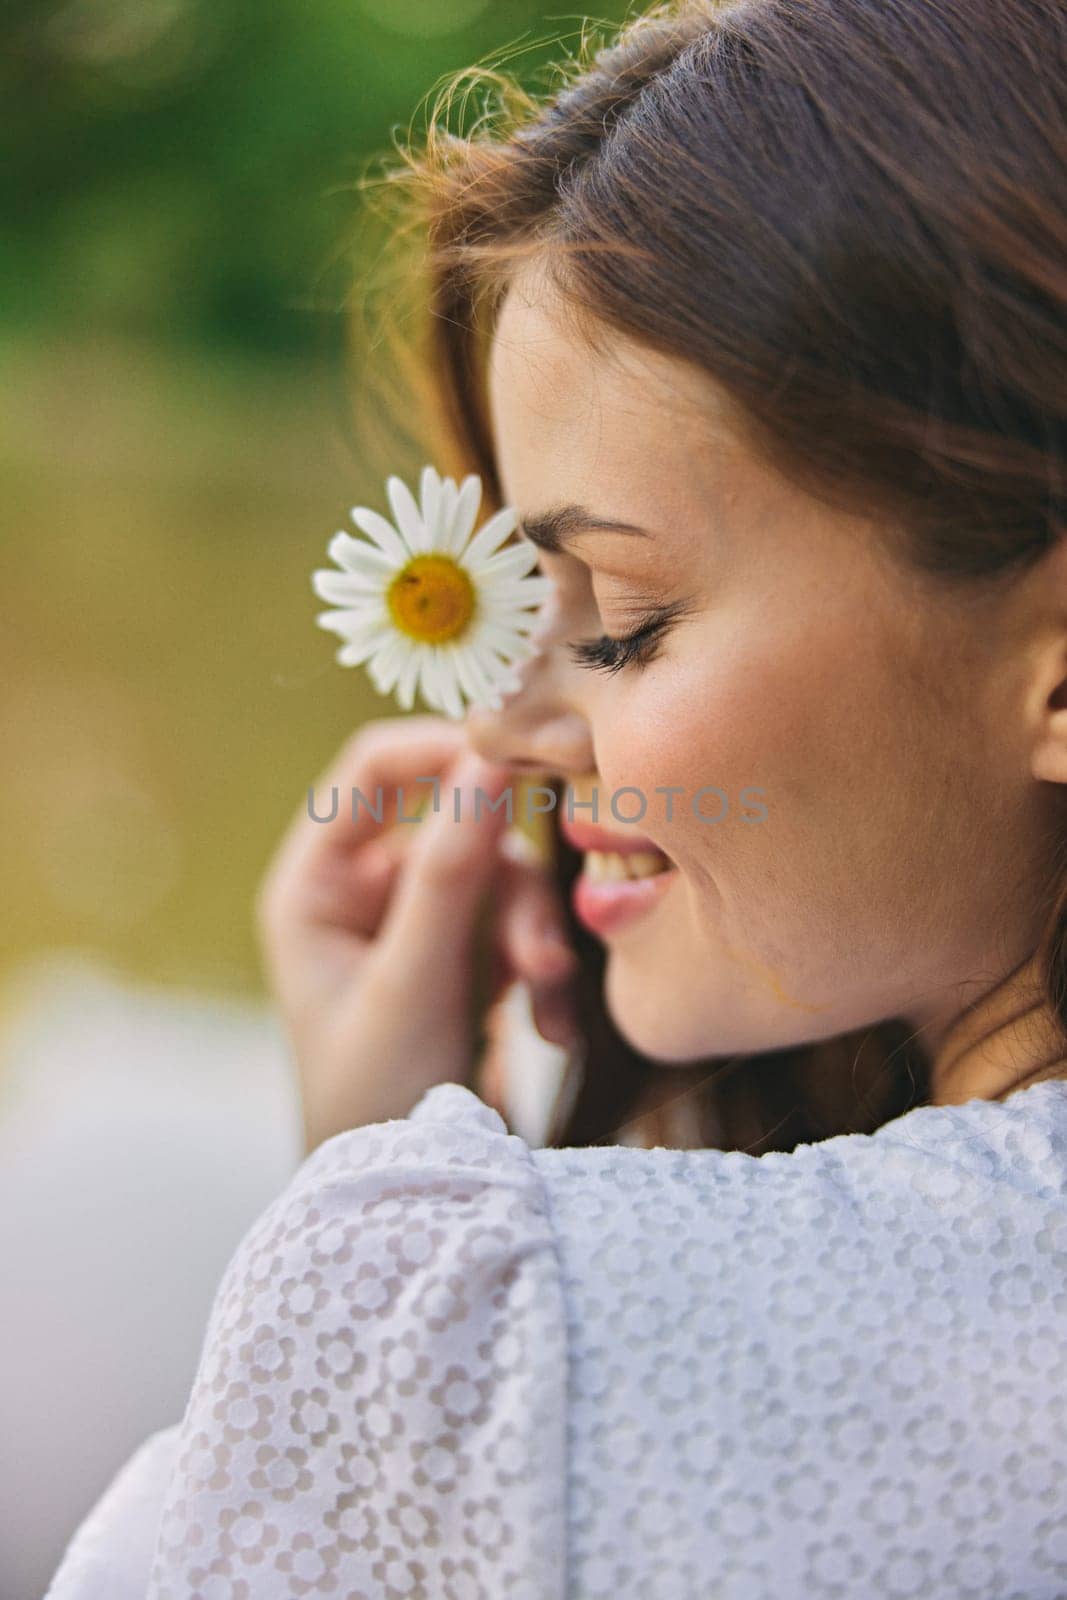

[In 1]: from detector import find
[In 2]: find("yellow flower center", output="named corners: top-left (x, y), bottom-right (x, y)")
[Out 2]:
top-left (386, 554), bottom-right (476, 644)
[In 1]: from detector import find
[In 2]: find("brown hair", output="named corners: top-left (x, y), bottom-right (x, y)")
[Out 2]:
top-left (348, 0), bottom-right (1067, 1151)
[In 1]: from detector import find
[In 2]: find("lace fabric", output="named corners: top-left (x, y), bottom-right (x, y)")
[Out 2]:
top-left (45, 1076), bottom-right (1067, 1599)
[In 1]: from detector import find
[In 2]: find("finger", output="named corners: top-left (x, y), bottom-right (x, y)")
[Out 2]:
top-left (257, 837), bottom-right (406, 1024)
top-left (494, 833), bottom-right (578, 985)
top-left (528, 979), bottom-right (581, 1048)
top-left (483, 968), bottom-right (579, 1062)
top-left (255, 836), bottom-right (398, 993)
top-left (320, 838), bottom-right (403, 940)
top-left (475, 995), bottom-right (514, 1117)
top-left (484, 833), bottom-right (578, 1028)
top-left (370, 748), bottom-right (515, 1006)
top-left (260, 716), bottom-right (467, 927)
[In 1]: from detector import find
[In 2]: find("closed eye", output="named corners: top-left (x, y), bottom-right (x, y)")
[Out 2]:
top-left (567, 605), bottom-right (683, 675)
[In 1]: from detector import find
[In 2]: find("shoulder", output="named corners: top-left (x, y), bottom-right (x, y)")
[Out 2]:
top-left (44, 1426), bottom-right (184, 1600)
top-left (148, 1082), bottom-right (567, 1598)
top-left (536, 1075), bottom-right (1067, 1232)
top-left (533, 1078), bottom-right (1067, 1357)
top-left (529, 1080), bottom-right (1067, 1595)
top-left (199, 1079), bottom-right (553, 1333)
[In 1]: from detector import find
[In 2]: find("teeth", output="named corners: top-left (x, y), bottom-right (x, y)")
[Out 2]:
top-left (584, 849), bottom-right (671, 882)
top-left (585, 850), bottom-right (627, 882)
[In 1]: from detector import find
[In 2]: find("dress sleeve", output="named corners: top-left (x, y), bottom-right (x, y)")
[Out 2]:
top-left (43, 1426), bottom-right (184, 1600)
top-left (144, 1082), bottom-right (568, 1599)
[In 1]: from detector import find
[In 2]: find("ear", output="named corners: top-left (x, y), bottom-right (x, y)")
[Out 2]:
top-left (1027, 536), bottom-right (1067, 786)
top-left (1011, 531), bottom-right (1067, 787)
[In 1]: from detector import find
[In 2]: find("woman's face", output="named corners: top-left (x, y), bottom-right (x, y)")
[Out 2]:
top-left (468, 260), bottom-right (1059, 1071)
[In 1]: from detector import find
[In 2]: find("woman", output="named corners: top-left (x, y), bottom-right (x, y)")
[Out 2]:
top-left (47, 0), bottom-right (1067, 1595)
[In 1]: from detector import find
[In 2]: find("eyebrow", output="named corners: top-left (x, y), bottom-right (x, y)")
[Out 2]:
top-left (516, 503), bottom-right (654, 554)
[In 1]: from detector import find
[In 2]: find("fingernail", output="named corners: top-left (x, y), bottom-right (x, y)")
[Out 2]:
top-left (536, 993), bottom-right (581, 1047)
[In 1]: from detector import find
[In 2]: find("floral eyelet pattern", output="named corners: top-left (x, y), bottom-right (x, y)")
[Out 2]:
top-left (145, 1084), bottom-right (567, 1599)
top-left (45, 1077), bottom-right (1067, 1600)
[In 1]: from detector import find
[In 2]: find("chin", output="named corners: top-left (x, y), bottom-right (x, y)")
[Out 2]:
top-left (602, 962), bottom-right (712, 1064)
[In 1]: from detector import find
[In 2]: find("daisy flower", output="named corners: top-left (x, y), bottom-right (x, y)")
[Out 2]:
top-left (311, 465), bottom-right (554, 719)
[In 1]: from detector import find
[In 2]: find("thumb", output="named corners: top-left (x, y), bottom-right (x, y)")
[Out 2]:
top-left (371, 748), bottom-right (515, 1002)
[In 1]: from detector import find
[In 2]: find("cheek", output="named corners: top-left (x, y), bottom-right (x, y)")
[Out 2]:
top-left (593, 604), bottom-right (938, 881)
top-left (591, 620), bottom-right (847, 817)
top-left (591, 667), bottom-right (770, 875)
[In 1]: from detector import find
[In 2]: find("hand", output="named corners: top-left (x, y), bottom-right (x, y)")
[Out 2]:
top-left (472, 820), bottom-right (584, 1122)
top-left (256, 716), bottom-right (521, 1153)
top-left (488, 824), bottom-right (582, 1040)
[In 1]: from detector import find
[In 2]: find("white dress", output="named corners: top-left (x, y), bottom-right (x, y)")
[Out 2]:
top-left (44, 1075), bottom-right (1067, 1599)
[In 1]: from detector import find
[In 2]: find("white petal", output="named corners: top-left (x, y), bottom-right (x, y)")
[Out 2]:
top-left (469, 543), bottom-right (540, 582)
top-left (327, 531), bottom-right (393, 583)
top-left (465, 659), bottom-right (517, 705)
top-left (350, 505), bottom-right (409, 565)
top-left (315, 608), bottom-right (388, 642)
top-left (475, 605), bottom-right (553, 634)
top-left (443, 474), bottom-right (483, 557)
top-left (415, 647), bottom-right (446, 712)
top-left (461, 506), bottom-right (519, 569)
top-left (311, 569), bottom-right (381, 606)
top-left (467, 638), bottom-right (523, 701)
top-left (386, 474), bottom-right (428, 555)
top-left (414, 644), bottom-right (448, 712)
top-left (425, 650), bottom-right (465, 720)
top-left (474, 663), bottom-right (513, 710)
top-left (367, 632), bottom-right (413, 696)
top-left (470, 619), bottom-right (541, 660)
top-left (481, 591), bottom-right (555, 620)
top-left (395, 646), bottom-right (423, 711)
top-left (439, 477), bottom-right (459, 523)
top-left (419, 466), bottom-right (442, 543)
top-left (444, 643), bottom-right (478, 703)
top-left (478, 575), bottom-right (556, 606)
top-left (337, 633), bottom-right (391, 668)
top-left (448, 641), bottom-right (496, 708)
top-left (425, 646), bottom-right (460, 712)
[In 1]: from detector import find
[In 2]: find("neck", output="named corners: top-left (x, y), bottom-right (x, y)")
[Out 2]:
top-left (926, 952), bottom-right (1067, 1105)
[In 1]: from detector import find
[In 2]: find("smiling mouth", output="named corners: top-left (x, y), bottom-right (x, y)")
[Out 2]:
top-left (581, 849), bottom-right (675, 882)
top-left (571, 846), bottom-right (679, 938)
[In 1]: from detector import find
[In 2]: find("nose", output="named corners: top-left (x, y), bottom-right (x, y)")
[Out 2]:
top-left (465, 649), bottom-right (596, 778)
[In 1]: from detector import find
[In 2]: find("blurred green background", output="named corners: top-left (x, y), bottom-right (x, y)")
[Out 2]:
top-left (0, 0), bottom-right (634, 1004)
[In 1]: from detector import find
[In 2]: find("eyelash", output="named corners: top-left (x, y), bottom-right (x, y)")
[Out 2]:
top-left (566, 606), bottom-right (679, 676)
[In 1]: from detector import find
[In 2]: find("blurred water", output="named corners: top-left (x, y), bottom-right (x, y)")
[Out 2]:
top-left (0, 951), bottom-right (567, 1598)
top-left (0, 951), bottom-right (302, 1600)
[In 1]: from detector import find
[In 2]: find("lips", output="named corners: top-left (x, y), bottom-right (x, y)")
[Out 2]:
top-left (557, 811), bottom-right (670, 859)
